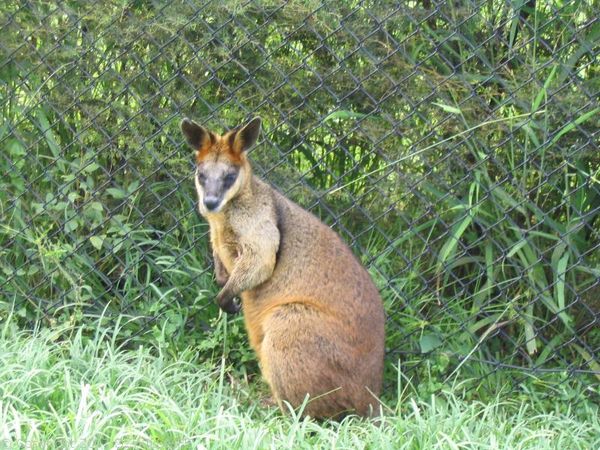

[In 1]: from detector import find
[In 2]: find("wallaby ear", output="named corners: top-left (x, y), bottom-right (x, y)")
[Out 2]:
top-left (180, 118), bottom-right (213, 150)
top-left (231, 117), bottom-right (261, 153)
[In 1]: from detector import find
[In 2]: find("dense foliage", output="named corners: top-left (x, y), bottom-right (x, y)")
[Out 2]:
top-left (1, 0), bottom-right (598, 399)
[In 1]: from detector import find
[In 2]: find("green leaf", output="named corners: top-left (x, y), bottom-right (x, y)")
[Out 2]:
top-left (572, 345), bottom-right (600, 381)
top-left (432, 102), bottom-right (462, 115)
top-left (83, 162), bottom-right (100, 173)
top-left (548, 107), bottom-right (599, 147)
top-left (107, 188), bottom-right (127, 199)
top-left (491, 186), bottom-right (527, 216)
top-left (64, 218), bottom-right (79, 232)
top-left (35, 108), bottom-right (61, 159)
top-left (88, 202), bottom-right (104, 212)
top-left (524, 304), bottom-right (537, 355)
top-left (437, 213), bottom-right (473, 272)
top-left (127, 180), bottom-right (141, 194)
top-left (322, 110), bottom-right (368, 122)
top-left (420, 333), bottom-right (442, 353)
top-left (8, 139), bottom-right (26, 157)
top-left (557, 20), bottom-right (600, 86)
top-left (507, 0), bottom-right (524, 50)
top-left (507, 239), bottom-right (528, 258)
top-left (532, 65), bottom-right (557, 113)
top-left (90, 235), bottom-right (104, 250)
top-left (555, 252), bottom-right (569, 311)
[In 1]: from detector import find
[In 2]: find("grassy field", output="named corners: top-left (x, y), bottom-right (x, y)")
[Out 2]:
top-left (1, 316), bottom-right (598, 450)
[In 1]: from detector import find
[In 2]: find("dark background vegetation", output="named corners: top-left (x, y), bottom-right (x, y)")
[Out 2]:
top-left (1, 0), bottom-right (598, 404)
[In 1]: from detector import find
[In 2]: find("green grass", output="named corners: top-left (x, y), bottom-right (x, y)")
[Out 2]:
top-left (1, 317), bottom-right (598, 449)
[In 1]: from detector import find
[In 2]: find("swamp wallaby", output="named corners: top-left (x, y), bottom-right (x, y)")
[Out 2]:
top-left (181, 117), bottom-right (385, 419)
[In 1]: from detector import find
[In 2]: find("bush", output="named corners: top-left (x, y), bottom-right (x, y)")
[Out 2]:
top-left (1, 0), bottom-right (598, 395)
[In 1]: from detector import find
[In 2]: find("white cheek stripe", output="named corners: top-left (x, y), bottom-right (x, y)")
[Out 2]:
top-left (220, 172), bottom-right (244, 206)
top-left (194, 172), bottom-right (208, 215)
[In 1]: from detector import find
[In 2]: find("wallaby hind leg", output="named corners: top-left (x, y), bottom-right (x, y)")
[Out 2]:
top-left (259, 304), bottom-right (377, 419)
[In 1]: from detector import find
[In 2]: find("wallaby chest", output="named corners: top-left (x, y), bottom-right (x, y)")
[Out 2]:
top-left (208, 216), bottom-right (239, 273)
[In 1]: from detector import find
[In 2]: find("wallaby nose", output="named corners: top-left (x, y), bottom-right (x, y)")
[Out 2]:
top-left (204, 198), bottom-right (220, 211)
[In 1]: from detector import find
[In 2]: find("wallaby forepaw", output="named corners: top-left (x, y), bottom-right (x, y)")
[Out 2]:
top-left (215, 273), bottom-right (229, 287)
top-left (216, 290), bottom-right (241, 314)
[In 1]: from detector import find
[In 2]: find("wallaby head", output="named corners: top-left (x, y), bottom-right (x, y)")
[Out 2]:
top-left (180, 117), bottom-right (261, 215)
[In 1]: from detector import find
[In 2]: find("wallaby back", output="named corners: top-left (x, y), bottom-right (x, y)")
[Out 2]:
top-left (181, 117), bottom-right (385, 419)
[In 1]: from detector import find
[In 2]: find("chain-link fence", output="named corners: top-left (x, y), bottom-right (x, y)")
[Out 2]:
top-left (1, 1), bottom-right (599, 401)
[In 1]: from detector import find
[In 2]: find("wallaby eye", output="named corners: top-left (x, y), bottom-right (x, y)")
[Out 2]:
top-left (197, 172), bottom-right (207, 185)
top-left (223, 173), bottom-right (238, 189)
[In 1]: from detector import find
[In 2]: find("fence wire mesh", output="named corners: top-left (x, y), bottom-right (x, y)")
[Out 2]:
top-left (1, 1), bottom-right (599, 401)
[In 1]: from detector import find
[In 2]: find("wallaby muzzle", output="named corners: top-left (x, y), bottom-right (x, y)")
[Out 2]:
top-left (204, 197), bottom-right (220, 211)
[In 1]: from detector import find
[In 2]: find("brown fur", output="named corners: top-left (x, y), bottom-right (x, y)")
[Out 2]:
top-left (181, 117), bottom-right (385, 419)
